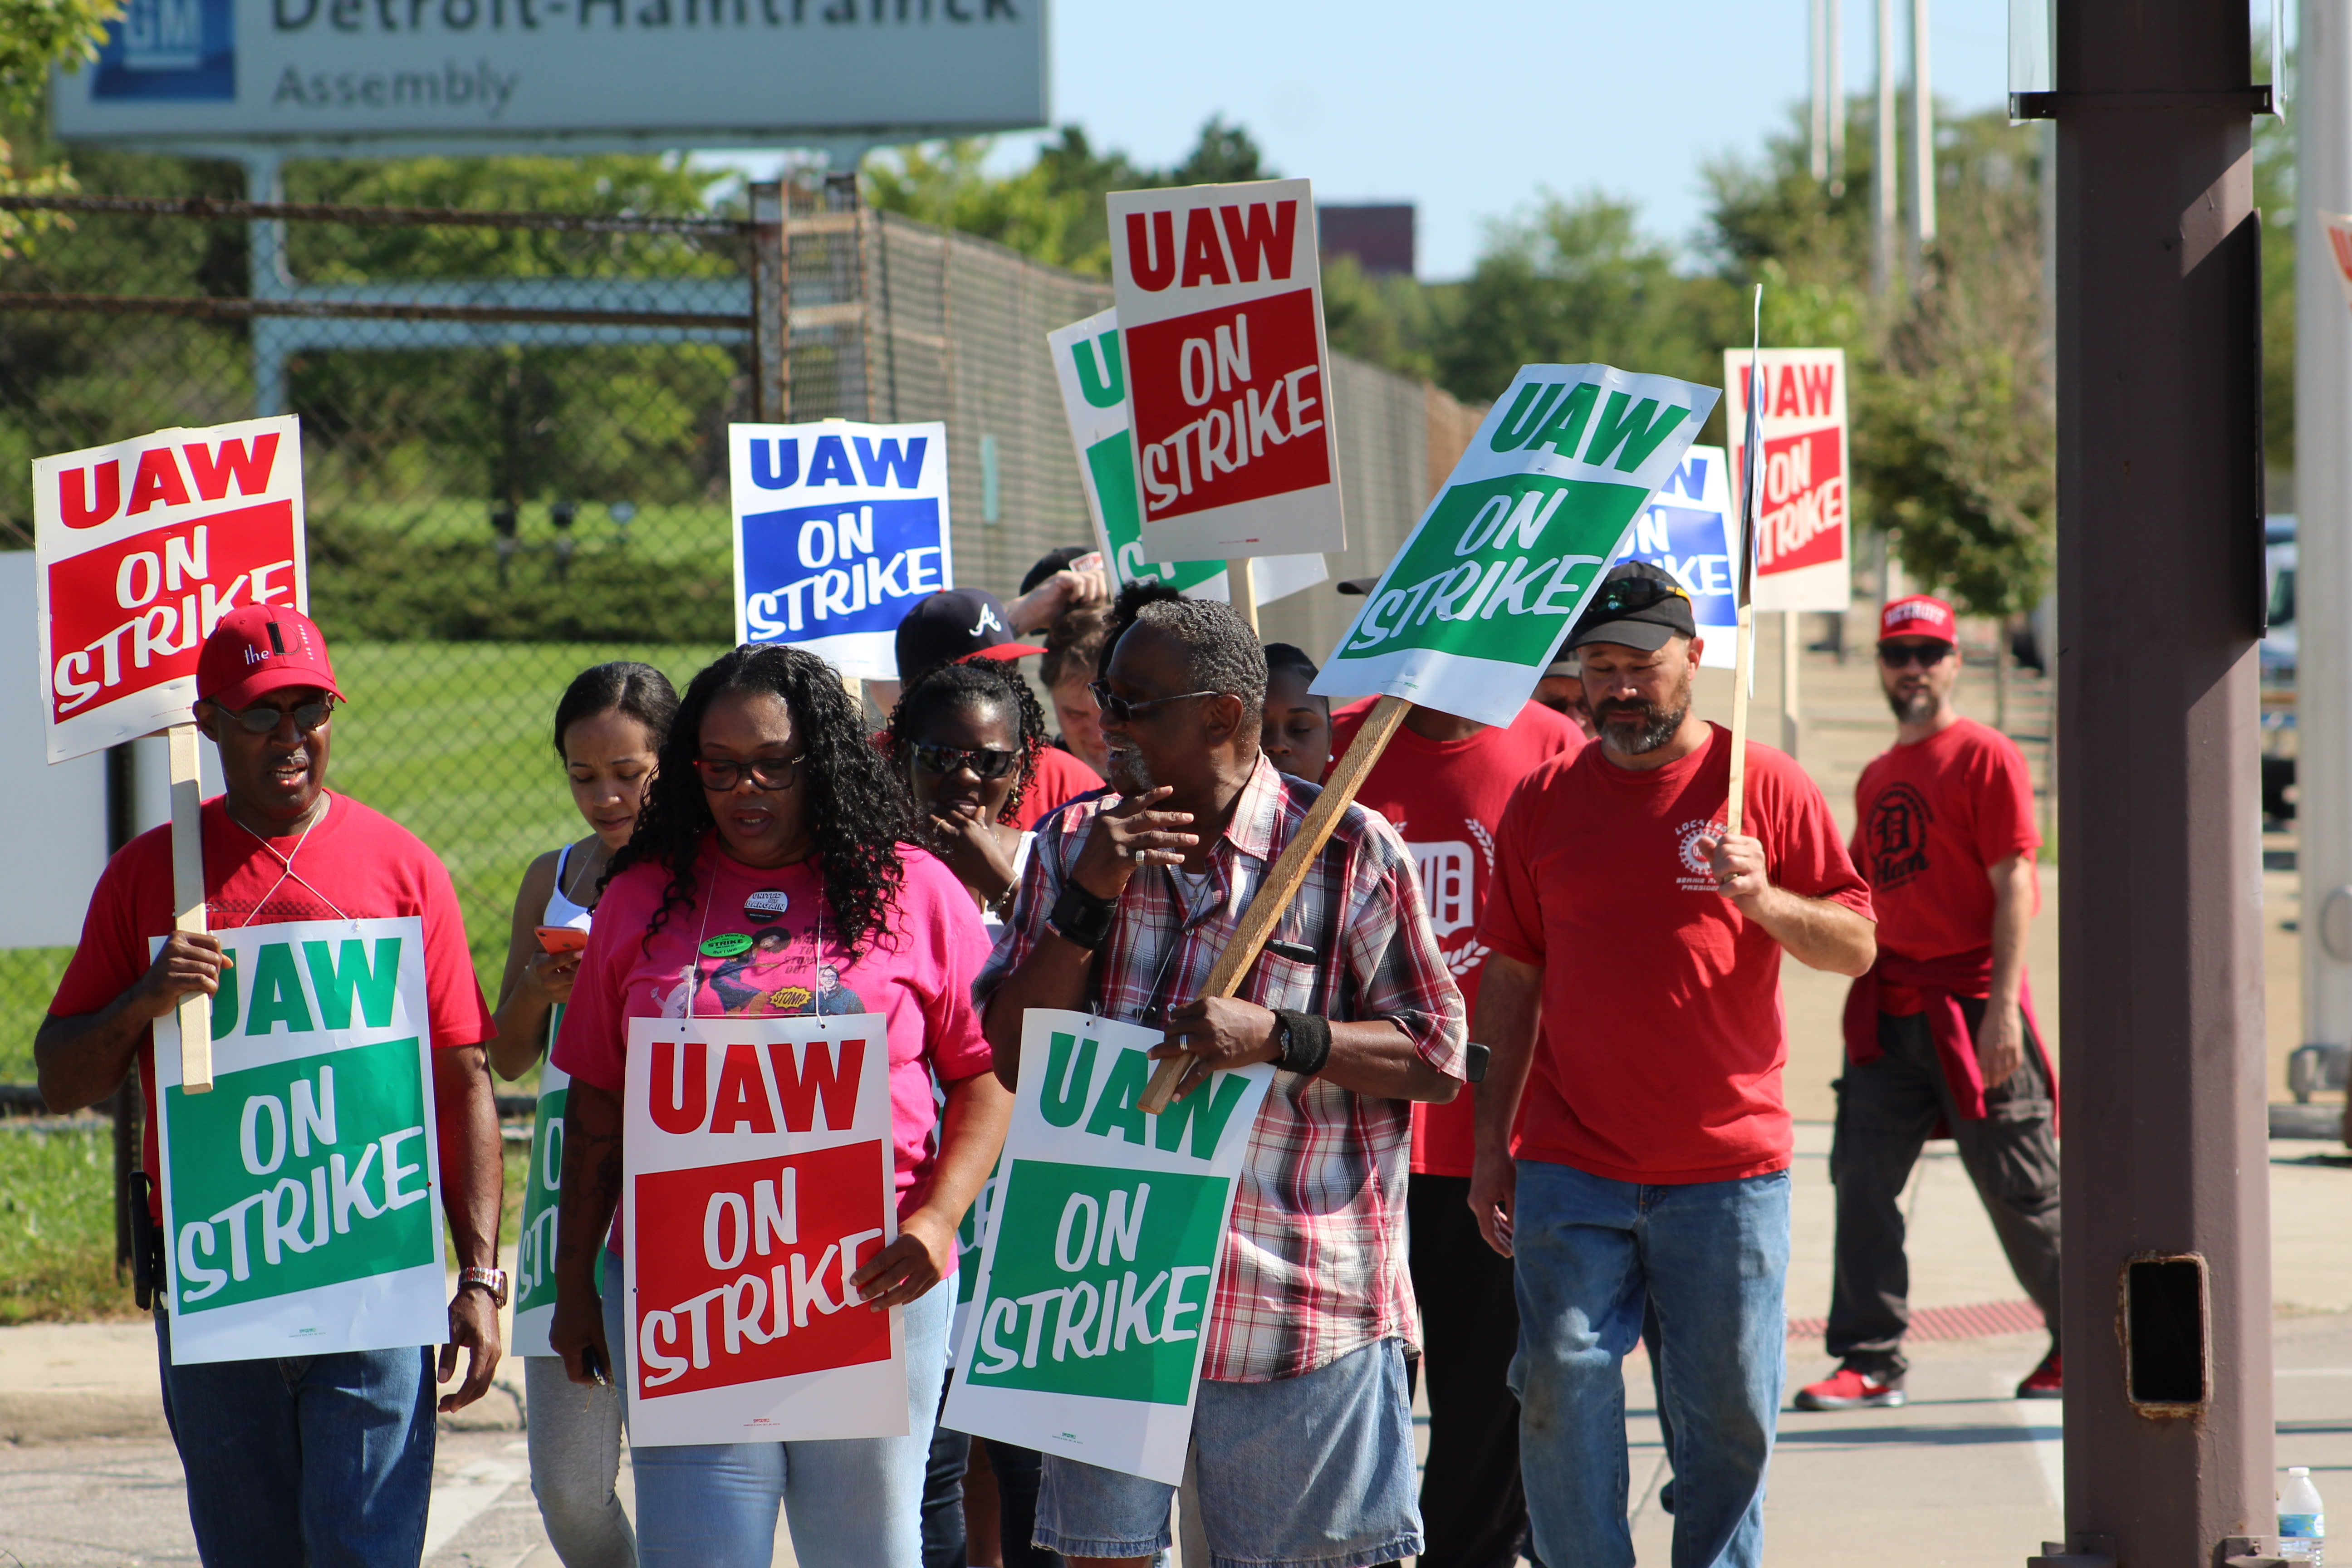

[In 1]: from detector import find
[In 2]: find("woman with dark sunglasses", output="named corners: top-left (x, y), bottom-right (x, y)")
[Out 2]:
top-left (547, 644), bottom-right (1013, 1568)
top-left (886, 659), bottom-right (1048, 925)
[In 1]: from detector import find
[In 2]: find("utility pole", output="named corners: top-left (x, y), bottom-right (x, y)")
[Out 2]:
top-left (1910, 0), bottom-right (1936, 250)
top-left (1874, 0), bottom-right (1899, 293)
top-left (1829, 0), bottom-right (1847, 193)
top-left (2298, 0), bottom-right (2352, 1109)
top-left (2033, 0), bottom-right (2275, 1562)
top-left (1812, 0), bottom-right (1831, 182)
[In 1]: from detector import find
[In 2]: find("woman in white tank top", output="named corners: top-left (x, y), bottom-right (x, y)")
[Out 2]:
top-left (485, 662), bottom-right (677, 1568)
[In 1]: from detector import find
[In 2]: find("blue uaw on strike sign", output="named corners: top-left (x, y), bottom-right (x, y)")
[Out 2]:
top-left (1609, 442), bottom-right (1738, 670)
top-left (730, 421), bottom-right (953, 680)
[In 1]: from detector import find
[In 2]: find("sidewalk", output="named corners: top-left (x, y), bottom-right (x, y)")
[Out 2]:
top-left (9, 1132), bottom-right (2350, 1567)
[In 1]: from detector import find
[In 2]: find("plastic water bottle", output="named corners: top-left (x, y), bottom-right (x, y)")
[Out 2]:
top-left (2282, 1466), bottom-right (2326, 1564)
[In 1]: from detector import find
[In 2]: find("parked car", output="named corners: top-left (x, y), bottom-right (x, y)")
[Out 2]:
top-left (2264, 514), bottom-right (2297, 824)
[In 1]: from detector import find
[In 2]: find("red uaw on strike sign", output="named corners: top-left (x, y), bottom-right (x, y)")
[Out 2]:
top-left (34, 416), bottom-right (306, 764)
top-left (1723, 349), bottom-right (1851, 612)
top-left (622, 1013), bottom-right (904, 1447)
top-left (1108, 176), bottom-right (1346, 563)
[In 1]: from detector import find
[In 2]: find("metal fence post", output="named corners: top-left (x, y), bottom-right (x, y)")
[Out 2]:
top-left (2039, 0), bottom-right (2274, 1562)
top-left (750, 180), bottom-right (789, 424)
top-left (104, 744), bottom-right (137, 1281)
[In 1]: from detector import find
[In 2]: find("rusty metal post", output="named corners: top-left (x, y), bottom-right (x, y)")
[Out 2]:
top-left (2035, 1), bottom-right (2276, 1563)
top-left (750, 179), bottom-right (789, 423)
top-left (105, 743), bottom-right (137, 1280)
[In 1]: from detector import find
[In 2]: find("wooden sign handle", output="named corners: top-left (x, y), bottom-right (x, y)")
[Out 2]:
top-left (1725, 603), bottom-right (1754, 838)
top-left (1234, 557), bottom-right (1260, 637)
top-left (169, 722), bottom-right (214, 1094)
top-left (1137, 695), bottom-right (1411, 1116)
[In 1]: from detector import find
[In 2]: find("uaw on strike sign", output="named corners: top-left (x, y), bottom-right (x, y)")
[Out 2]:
top-left (1723, 349), bottom-right (1851, 612)
top-left (731, 421), bottom-right (951, 681)
top-left (622, 1013), bottom-right (905, 1447)
top-left (1108, 177), bottom-right (1345, 563)
top-left (945, 1010), bottom-right (1274, 1485)
top-left (154, 917), bottom-right (448, 1364)
top-left (34, 415), bottom-right (306, 763)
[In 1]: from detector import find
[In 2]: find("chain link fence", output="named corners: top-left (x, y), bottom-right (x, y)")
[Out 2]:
top-left (0, 178), bottom-right (1472, 1096)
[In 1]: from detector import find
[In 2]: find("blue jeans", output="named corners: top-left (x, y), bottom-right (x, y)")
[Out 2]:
top-left (152, 1307), bottom-right (436, 1568)
top-left (1036, 1337), bottom-right (1423, 1568)
top-left (1510, 1160), bottom-right (1791, 1568)
top-left (602, 1248), bottom-right (950, 1568)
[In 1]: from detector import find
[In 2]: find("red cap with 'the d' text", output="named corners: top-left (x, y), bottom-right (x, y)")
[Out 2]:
top-left (196, 604), bottom-right (345, 710)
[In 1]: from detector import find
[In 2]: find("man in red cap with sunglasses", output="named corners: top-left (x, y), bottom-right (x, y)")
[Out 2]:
top-left (36, 604), bottom-right (505, 1567)
top-left (1791, 593), bottom-right (2062, 1413)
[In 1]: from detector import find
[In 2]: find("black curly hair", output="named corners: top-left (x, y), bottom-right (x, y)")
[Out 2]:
top-left (884, 658), bottom-right (1048, 826)
top-left (602, 644), bottom-right (912, 960)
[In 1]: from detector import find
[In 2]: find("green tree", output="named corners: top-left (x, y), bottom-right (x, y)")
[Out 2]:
top-left (0, 0), bottom-right (124, 252)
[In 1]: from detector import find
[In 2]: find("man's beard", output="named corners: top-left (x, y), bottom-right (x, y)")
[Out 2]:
top-left (1106, 743), bottom-right (1156, 793)
top-left (1885, 685), bottom-right (1939, 724)
top-left (1594, 696), bottom-right (1687, 755)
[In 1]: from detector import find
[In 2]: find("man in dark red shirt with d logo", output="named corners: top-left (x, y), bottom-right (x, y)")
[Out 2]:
top-left (1793, 594), bottom-right (2063, 1411)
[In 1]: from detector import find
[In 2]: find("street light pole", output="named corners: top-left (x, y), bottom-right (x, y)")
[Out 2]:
top-left (1875, 0), bottom-right (1899, 293)
top-left (2035, 0), bottom-right (2276, 1563)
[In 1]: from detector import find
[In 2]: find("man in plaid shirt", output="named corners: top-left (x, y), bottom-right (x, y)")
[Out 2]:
top-left (977, 584), bottom-right (1466, 1568)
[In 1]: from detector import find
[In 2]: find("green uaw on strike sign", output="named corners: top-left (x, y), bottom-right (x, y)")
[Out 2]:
top-left (1313, 363), bottom-right (1720, 727)
top-left (154, 917), bottom-right (446, 1365)
top-left (943, 1009), bottom-right (1274, 1483)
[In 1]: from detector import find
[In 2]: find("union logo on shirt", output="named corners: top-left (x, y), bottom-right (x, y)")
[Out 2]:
top-left (1865, 782), bottom-right (1933, 891)
top-left (1673, 819), bottom-right (1723, 893)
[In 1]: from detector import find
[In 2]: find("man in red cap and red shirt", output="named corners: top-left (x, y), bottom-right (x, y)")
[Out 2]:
top-left (35, 604), bottom-right (507, 1566)
top-left (1792, 594), bottom-right (2062, 1411)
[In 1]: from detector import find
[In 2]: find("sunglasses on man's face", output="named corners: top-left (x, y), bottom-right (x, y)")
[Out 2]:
top-left (1088, 680), bottom-right (1221, 725)
top-left (909, 742), bottom-right (1021, 781)
top-left (1878, 642), bottom-right (1954, 670)
top-left (217, 699), bottom-right (334, 735)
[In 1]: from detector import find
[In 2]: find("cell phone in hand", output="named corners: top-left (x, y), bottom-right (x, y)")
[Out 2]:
top-left (535, 926), bottom-right (588, 956)
top-left (582, 1344), bottom-right (612, 1387)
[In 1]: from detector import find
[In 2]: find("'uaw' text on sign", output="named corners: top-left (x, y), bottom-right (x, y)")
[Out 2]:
top-left (728, 420), bottom-right (952, 681)
top-left (34, 415), bottom-right (308, 763)
top-left (622, 1014), bottom-right (905, 1447)
top-left (1313, 363), bottom-right (1716, 729)
top-left (155, 917), bottom-right (449, 1366)
top-left (1724, 347), bottom-right (1851, 612)
top-left (944, 1011), bottom-right (1275, 1485)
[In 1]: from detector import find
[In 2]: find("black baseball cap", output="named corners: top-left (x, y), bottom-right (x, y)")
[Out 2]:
top-left (1565, 561), bottom-right (1698, 653)
top-left (893, 588), bottom-right (1044, 683)
top-left (1019, 546), bottom-right (1094, 596)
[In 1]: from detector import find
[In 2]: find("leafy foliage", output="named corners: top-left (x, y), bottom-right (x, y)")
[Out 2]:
top-left (0, 0), bottom-right (123, 254)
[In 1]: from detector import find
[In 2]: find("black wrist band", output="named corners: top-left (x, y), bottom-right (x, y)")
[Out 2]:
top-left (1272, 1009), bottom-right (1333, 1077)
top-left (1048, 881), bottom-right (1116, 951)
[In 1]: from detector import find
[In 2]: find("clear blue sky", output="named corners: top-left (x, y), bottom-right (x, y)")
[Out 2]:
top-left (996, 0), bottom-right (2014, 279)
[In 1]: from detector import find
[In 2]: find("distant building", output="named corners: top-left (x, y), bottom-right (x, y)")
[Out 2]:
top-left (1317, 203), bottom-right (1415, 277)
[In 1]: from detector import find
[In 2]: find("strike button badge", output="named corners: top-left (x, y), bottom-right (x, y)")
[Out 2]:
top-left (700, 932), bottom-right (754, 958)
top-left (745, 889), bottom-right (790, 921)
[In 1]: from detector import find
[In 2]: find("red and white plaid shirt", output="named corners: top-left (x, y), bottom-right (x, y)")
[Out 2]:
top-left (975, 755), bottom-right (1467, 1383)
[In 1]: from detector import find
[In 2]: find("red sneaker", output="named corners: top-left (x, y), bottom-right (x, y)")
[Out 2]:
top-left (2016, 1350), bottom-right (2063, 1400)
top-left (1793, 1366), bottom-right (1906, 1411)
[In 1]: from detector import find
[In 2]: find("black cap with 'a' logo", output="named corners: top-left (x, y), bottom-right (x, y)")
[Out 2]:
top-left (893, 588), bottom-right (1045, 684)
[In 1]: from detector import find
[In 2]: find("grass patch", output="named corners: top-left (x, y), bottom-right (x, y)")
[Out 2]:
top-left (0, 949), bottom-right (70, 1084)
top-left (0, 1126), bottom-right (141, 1325)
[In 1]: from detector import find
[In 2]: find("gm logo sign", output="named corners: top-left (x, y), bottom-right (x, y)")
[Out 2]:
top-left (93, 0), bottom-right (235, 101)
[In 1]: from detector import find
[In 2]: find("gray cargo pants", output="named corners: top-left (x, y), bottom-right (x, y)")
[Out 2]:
top-left (1826, 999), bottom-right (2062, 1377)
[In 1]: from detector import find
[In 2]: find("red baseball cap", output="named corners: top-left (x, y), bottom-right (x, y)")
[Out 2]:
top-left (196, 604), bottom-right (345, 710)
top-left (1880, 594), bottom-right (1957, 646)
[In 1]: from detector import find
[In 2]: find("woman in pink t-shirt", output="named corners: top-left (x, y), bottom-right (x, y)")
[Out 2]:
top-left (549, 644), bottom-right (1012, 1568)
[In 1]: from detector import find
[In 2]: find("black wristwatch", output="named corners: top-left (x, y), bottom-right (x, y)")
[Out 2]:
top-left (1049, 881), bottom-right (1117, 951)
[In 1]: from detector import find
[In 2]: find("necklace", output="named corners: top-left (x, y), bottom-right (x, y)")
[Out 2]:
top-left (232, 796), bottom-right (352, 928)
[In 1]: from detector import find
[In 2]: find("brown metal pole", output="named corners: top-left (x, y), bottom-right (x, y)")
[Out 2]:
top-left (750, 180), bottom-right (788, 423)
top-left (105, 744), bottom-right (136, 1280)
top-left (2039, 1), bottom-right (2275, 1563)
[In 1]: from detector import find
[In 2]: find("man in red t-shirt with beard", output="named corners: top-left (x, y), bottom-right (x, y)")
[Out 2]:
top-left (1328, 693), bottom-right (1581, 1568)
top-left (1793, 594), bottom-right (2063, 1411)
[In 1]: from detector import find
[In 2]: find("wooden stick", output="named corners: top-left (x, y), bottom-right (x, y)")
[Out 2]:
top-left (1234, 557), bottom-right (1260, 637)
top-left (168, 723), bottom-right (213, 1094)
top-left (1725, 603), bottom-right (1755, 838)
top-left (1137, 694), bottom-right (1412, 1115)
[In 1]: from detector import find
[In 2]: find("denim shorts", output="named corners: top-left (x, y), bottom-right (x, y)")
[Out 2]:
top-left (1034, 1337), bottom-right (1421, 1568)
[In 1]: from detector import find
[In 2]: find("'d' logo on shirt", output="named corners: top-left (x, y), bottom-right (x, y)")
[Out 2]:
top-left (1865, 782), bottom-right (1933, 892)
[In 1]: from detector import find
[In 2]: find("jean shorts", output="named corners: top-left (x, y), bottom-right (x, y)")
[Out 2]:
top-left (1034, 1337), bottom-right (1421, 1568)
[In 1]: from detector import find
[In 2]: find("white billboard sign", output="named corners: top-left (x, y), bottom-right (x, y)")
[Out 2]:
top-left (54, 0), bottom-right (1045, 147)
